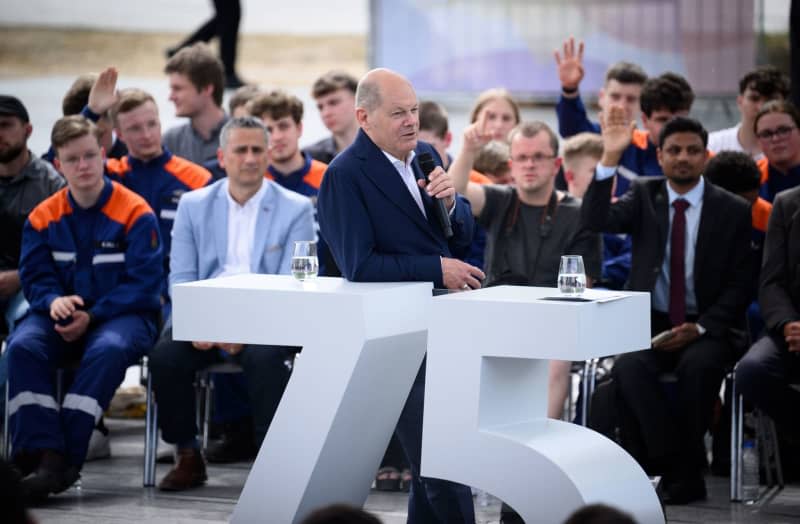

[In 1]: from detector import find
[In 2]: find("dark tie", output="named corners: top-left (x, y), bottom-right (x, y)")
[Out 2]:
top-left (669, 198), bottom-right (690, 326)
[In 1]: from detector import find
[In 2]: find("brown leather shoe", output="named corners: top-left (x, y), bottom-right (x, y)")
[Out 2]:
top-left (158, 448), bottom-right (207, 491)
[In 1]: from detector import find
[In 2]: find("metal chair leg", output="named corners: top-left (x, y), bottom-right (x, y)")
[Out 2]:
top-left (203, 374), bottom-right (213, 450)
top-left (143, 369), bottom-right (158, 487)
top-left (730, 374), bottom-right (743, 501)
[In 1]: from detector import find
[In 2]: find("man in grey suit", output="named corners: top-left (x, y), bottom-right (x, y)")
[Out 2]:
top-left (582, 111), bottom-right (752, 504)
top-left (149, 117), bottom-right (315, 491)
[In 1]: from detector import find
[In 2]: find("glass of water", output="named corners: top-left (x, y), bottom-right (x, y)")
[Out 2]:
top-left (291, 240), bottom-right (319, 282)
top-left (558, 255), bottom-right (586, 295)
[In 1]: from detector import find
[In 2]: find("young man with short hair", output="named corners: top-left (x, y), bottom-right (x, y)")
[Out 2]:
top-left (7, 116), bottom-right (163, 501)
top-left (304, 71), bottom-right (359, 164)
top-left (83, 73), bottom-right (211, 312)
top-left (163, 43), bottom-right (229, 164)
top-left (708, 66), bottom-right (790, 158)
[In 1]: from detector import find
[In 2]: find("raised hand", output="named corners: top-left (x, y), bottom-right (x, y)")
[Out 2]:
top-left (554, 37), bottom-right (585, 91)
top-left (88, 66), bottom-right (120, 115)
top-left (461, 109), bottom-right (493, 154)
top-left (599, 106), bottom-right (635, 166)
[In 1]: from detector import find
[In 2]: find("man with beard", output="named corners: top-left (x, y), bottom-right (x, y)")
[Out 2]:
top-left (581, 112), bottom-right (752, 504)
top-left (0, 96), bottom-right (65, 334)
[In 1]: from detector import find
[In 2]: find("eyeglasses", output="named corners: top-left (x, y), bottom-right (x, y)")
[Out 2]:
top-left (756, 125), bottom-right (797, 141)
top-left (511, 153), bottom-right (556, 164)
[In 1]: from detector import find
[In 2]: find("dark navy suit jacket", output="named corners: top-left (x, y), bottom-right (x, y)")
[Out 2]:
top-left (317, 130), bottom-right (474, 288)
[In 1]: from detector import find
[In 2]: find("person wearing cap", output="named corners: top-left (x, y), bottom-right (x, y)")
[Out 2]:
top-left (0, 95), bottom-right (65, 337)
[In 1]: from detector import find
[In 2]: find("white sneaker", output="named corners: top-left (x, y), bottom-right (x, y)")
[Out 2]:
top-left (85, 428), bottom-right (111, 461)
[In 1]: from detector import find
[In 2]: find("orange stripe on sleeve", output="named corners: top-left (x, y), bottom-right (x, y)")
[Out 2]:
top-left (631, 129), bottom-right (649, 150)
top-left (102, 182), bottom-right (155, 233)
top-left (469, 170), bottom-right (492, 185)
top-left (752, 196), bottom-right (772, 233)
top-left (105, 157), bottom-right (131, 176)
top-left (757, 157), bottom-right (769, 185)
top-left (28, 188), bottom-right (71, 232)
top-left (303, 160), bottom-right (328, 189)
top-left (165, 156), bottom-right (212, 190)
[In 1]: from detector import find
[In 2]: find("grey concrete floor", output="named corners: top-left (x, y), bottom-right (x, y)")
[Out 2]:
top-left (19, 418), bottom-right (800, 524)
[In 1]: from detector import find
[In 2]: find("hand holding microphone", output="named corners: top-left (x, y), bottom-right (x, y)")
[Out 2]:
top-left (416, 152), bottom-right (454, 238)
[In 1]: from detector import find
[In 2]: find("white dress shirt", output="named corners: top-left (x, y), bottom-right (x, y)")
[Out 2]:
top-left (383, 149), bottom-right (426, 218)
top-left (219, 182), bottom-right (267, 277)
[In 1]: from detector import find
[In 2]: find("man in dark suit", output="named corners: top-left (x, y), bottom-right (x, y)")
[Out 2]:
top-left (736, 185), bottom-right (800, 439)
top-left (581, 111), bottom-right (753, 504)
top-left (318, 68), bottom-right (483, 523)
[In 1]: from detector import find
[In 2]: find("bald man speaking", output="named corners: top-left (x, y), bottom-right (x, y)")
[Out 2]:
top-left (318, 69), bottom-right (481, 522)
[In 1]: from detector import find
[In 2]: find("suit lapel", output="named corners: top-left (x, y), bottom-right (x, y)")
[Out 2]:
top-left (213, 182), bottom-right (229, 268)
top-left (356, 131), bottom-right (439, 243)
top-left (251, 182), bottom-right (276, 273)
top-left (654, 181), bottom-right (669, 262)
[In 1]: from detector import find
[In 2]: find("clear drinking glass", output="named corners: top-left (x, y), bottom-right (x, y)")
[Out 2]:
top-left (291, 240), bottom-right (319, 282)
top-left (558, 255), bottom-right (586, 295)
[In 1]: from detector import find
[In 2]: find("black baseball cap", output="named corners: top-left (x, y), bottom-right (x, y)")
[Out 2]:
top-left (0, 95), bottom-right (30, 123)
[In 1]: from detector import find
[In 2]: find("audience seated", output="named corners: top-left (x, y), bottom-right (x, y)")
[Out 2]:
top-left (581, 113), bottom-right (752, 504)
top-left (303, 70), bottom-right (359, 164)
top-left (163, 43), bottom-right (230, 164)
top-left (149, 117), bottom-right (315, 491)
top-left (754, 100), bottom-right (800, 202)
top-left (7, 116), bottom-right (163, 502)
top-left (708, 66), bottom-right (789, 158)
top-left (85, 79), bottom-right (211, 316)
top-left (735, 183), bottom-right (800, 445)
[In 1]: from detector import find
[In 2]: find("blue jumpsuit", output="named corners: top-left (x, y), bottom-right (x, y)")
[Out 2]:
top-left (7, 179), bottom-right (163, 467)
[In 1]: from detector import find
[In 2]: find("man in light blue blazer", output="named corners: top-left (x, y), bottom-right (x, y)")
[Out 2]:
top-left (149, 117), bottom-right (315, 491)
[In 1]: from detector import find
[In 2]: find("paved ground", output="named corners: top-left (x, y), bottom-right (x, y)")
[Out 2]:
top-left (19, 418), bottom-right (800, 524)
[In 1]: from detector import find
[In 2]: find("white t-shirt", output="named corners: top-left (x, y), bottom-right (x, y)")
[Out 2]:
top-left (708, 124), bottom-right (764, 160)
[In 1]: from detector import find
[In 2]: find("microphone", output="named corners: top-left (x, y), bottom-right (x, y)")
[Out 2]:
top-left (417, 152), bottom-right (454, 239)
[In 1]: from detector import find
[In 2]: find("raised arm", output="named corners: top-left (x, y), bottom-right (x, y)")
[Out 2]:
top-left (448, 110), bottom-right (492, 216)
top-left (554, 37), bottom-right (601, 137)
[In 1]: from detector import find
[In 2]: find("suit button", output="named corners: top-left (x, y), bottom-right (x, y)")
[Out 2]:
top-left (653, 267), bottom-right (659, 273)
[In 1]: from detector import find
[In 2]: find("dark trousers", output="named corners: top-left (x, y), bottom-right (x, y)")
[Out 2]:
top-left (612, 311), bottom-right (731, 477)
top-left (180, 0), bottom-right (241, 75)
top-left (394, 360), bottom-right (475, 524)
top-left (149, 327), bottom-right (294, 446)
top-left (736, 334), bottom-right (800, 435)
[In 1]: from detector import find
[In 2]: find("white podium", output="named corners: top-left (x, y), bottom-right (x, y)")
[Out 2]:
top-left (422, 286), bottom-right (664, 523)
top-left (171, 275), bottom-right (433, 523)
